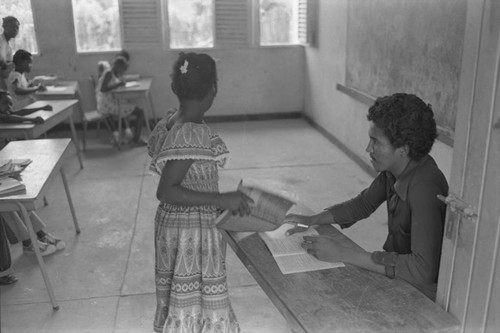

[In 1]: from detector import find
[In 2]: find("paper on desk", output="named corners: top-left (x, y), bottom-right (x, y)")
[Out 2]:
top-left (33, 75), bottom-right (58, 81)
top-left (45, 86), bottom-right (67, 92)
top-left (259, 224), bottom-right (344, 274)
top-left (125, 81), bottom-right (140, 88)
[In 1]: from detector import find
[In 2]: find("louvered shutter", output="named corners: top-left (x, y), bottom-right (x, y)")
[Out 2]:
top-left (298, 0), bottom-right (307, 44)
top-left (119, 0), bottom-right (163, 49)
top-left (215, 0), bottom-right (249, 48)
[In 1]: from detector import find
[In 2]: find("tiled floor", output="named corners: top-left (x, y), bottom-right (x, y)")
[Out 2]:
top-left (0, 119), bottom-right (387, 332)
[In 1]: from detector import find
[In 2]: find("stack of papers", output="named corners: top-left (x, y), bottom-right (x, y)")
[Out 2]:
top-left (0, 177), bottom-right (26, 197)
top-left (0, 159), bottom-right (31, 197)
top-left (0, 159), bottom-right (32, 178)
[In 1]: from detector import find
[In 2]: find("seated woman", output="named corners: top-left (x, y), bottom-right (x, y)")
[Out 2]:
top-left (286, 93), bottom-right (448, 301)
top-left (96, 56), bottom-right (145, 146)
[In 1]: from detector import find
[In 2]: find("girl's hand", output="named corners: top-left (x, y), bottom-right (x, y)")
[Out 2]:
top-left (218, 191), bottom-right (254, 216)
top-left (284, 213), bottom-right (315, 235)
top-left (37, 84), bottom-right (47, 92)
top-left (32, 116), bottom-right (44, 124)
top-left (41, 104), bottom-right (53, 111)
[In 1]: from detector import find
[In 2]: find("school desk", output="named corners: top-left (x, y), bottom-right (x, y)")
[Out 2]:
top-left (221, 224), bottom-right (460, 333)
top-left (0, 99), bottom-right (83, 170)
top-left (0, 139), bottom-right (80, 310)
top-left (35, 80), bottom-right (94, 151)
top-left (112, 77), bottom-right (156, 130)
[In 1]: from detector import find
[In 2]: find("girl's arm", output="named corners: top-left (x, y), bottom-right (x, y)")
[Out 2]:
top-left (157, 159), bottom-right (253, 215)
top-left (100, 71), bottom-right (125, 93)
top-left (12, 79), bottom-right (40, 95)
top-left (0, 114), bottom-right (43, 124)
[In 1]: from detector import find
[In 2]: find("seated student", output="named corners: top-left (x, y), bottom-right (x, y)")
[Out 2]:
top-left (96, 50), bottom-right (130, 80)
top-left (285, 93), bottom-right (449, 301)
top-left (96, 56), bottom-right (145, 146)
top-left (0, 90), bottom-right (50, 125)
top-left (0, 216), bottom-right (17, 285)
top-left (0, 90), bottom-right (62, 256)
top-left (8, 49), bottom-right (46, 110)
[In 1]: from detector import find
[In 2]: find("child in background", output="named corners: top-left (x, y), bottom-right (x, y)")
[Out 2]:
top-left (0, 90), bottom-right (50, 125)
top-left (0, 90), bottom-right (63, 256)
top-left (148, 52), bottom-right (253, 332)
top-left (96, 56), bottom-right (146, 146)
top-left (8, 49), bottom-right (46, 110)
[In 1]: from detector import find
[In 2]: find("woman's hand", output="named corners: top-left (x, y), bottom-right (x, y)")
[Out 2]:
top-left (218, 191), bottom-right (254, 216)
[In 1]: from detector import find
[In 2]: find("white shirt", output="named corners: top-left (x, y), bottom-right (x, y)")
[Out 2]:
top-left (8, 71), bottom-right (34, 110)
top-left (0, 33), bottom-right (13, 90)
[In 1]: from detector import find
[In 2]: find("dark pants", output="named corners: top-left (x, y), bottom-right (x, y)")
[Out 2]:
top-left (0, 216), bottom-right (12, 272)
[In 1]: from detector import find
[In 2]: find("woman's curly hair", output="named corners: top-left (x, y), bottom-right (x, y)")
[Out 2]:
top-left (367, 93), bottom-right (438, 160)
top-left (171, 52), bottom-right (217, 101)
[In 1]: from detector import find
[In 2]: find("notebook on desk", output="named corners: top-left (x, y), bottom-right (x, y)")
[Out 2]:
top-left (0, 177), bottom-right (26, 197)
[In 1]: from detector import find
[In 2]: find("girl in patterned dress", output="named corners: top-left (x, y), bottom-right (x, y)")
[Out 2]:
top-left (148, 52), bottom-right (253, 333)
top-left (96, 56), bottom-right (146, 145)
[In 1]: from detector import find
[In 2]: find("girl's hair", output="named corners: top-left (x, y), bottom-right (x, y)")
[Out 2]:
top-left (13, 49), bottom-right (32, 66)
top-left (171, 52), bottom-right (217, 101)
top-left (115, 50), bottom-right (130, 62)
top-left (367, 93), bottom-right (438, 160)
top-left (112, 56), bottom-right (128, 69)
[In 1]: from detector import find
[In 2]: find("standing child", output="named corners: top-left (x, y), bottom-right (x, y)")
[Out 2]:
top-left (96, 56), bottom-right (145, 145)
top-left (8, 49), bottom-right (46, 110)
top-left (148, 52), bottom-right (253, 333)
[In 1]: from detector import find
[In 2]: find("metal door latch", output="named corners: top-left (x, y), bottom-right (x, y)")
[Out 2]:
top-left (437, 193), bottom-right (478, 218)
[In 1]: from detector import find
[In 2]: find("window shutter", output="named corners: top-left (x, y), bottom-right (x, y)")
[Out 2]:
top-left (120, 0), bottom-right (162, 49)
top-left (215, 0), bottom-right (249, 48)
top-left (298, 0), bottom-right (307, 44)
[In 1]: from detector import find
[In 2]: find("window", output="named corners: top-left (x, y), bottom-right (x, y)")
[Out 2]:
top-left (72, 0), bottom-right (121, 52)
top-left (0, 0), bottom-right (38, 54)
top-left (260, 0), bottom-right (302, 46)
top-left (167, 0), bottom-right (214, 49)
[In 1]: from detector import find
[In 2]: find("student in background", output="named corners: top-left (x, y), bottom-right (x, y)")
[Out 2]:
top-left (0, 16), bottom-right (19, 91)
top-left (8, 49), bottom-right (46, 110)
top-left (0, 216), bottom-right (17, 285)
top-left (0, 90), bottom-right (50, 125)
top-left (148, 52), bottom-right (253, 332)
top-left (0, 90), bottom-right (63, 256)
top-left (286, 93), bottom-right (448, 301)
top-left (96, 56), bottom-right (146, 146)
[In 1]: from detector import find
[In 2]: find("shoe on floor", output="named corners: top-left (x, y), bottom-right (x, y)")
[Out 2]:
top-left (0, 274), bottom-right (18, 285)
top-left (40, 233), bottom-right (66, 251)
top-left (111, 131), bottom-right (121, 145)
top-left (23, 240), bottom-right (57, 256)
top-left (124, 127), bottom-right (133, 141)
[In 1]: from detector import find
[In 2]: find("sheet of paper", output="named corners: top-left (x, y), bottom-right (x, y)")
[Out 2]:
top-left (259, 224), bottom-right (344, 274)
top-left (275, 253), bottom-right (344, 275)
top-left (45, 86), bottom-right (67, 92)
top-left (125, 81), bottom-right (140, 88)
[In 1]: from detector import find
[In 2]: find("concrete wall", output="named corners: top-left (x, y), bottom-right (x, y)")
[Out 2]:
top-left (28, 0), bottom-right (305, 121)
top-left (304, 0), bottom-right (453, 180)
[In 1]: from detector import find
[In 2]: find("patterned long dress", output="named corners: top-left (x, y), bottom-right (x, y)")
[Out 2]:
top-left (148, 110), bottom-right (240, 333)
top-left (96, 69), bottom-right (136, 117)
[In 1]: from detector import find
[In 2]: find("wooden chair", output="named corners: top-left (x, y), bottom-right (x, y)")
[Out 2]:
top-left (80, 76), bottom-right (111, 150)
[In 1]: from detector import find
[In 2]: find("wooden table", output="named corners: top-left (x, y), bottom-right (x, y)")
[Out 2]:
top-left (0, 99), bottom-right (83, 169)
top-left (221, 225), bottom-right (460, 332)
top-left (112, 77), bottom-right (156, 133)
top-left (0, 139), bottom-right (80, 310)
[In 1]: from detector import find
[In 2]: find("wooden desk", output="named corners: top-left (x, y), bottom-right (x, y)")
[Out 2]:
top-left (0, 99), bottom-right (83, 169)
top-left (0, 139), bottom-right (80, 310)
top-left (112, 77), bottom-right (156, 132)
top-left (222, 225), bottom-right (460, 333)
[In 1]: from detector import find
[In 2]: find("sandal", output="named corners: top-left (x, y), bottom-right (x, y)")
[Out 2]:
top-left (0, 274), bottom-right (18, 285)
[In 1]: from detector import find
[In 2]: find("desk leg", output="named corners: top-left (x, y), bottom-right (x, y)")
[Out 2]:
top-left (60, 166), bottom-right (80, 234)
top-left (69, 114), bottom-right (84, 169)
top-left (15, 202), bottom-right (59, 310)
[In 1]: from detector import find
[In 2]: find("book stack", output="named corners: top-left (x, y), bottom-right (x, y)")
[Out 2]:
top-left (0, 159), bottom-right (31, 197)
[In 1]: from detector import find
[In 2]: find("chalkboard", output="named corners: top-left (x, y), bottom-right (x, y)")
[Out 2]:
top-left (345, 0), bottom-right (467, 138)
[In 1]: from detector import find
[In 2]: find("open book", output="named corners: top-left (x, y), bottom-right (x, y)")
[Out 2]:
top-left (0, 177), bottom-right (26, 197)
top-left (259, 224), bottom-right (344, 275)
top-left (215, 182), bottom-right (295, 232)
